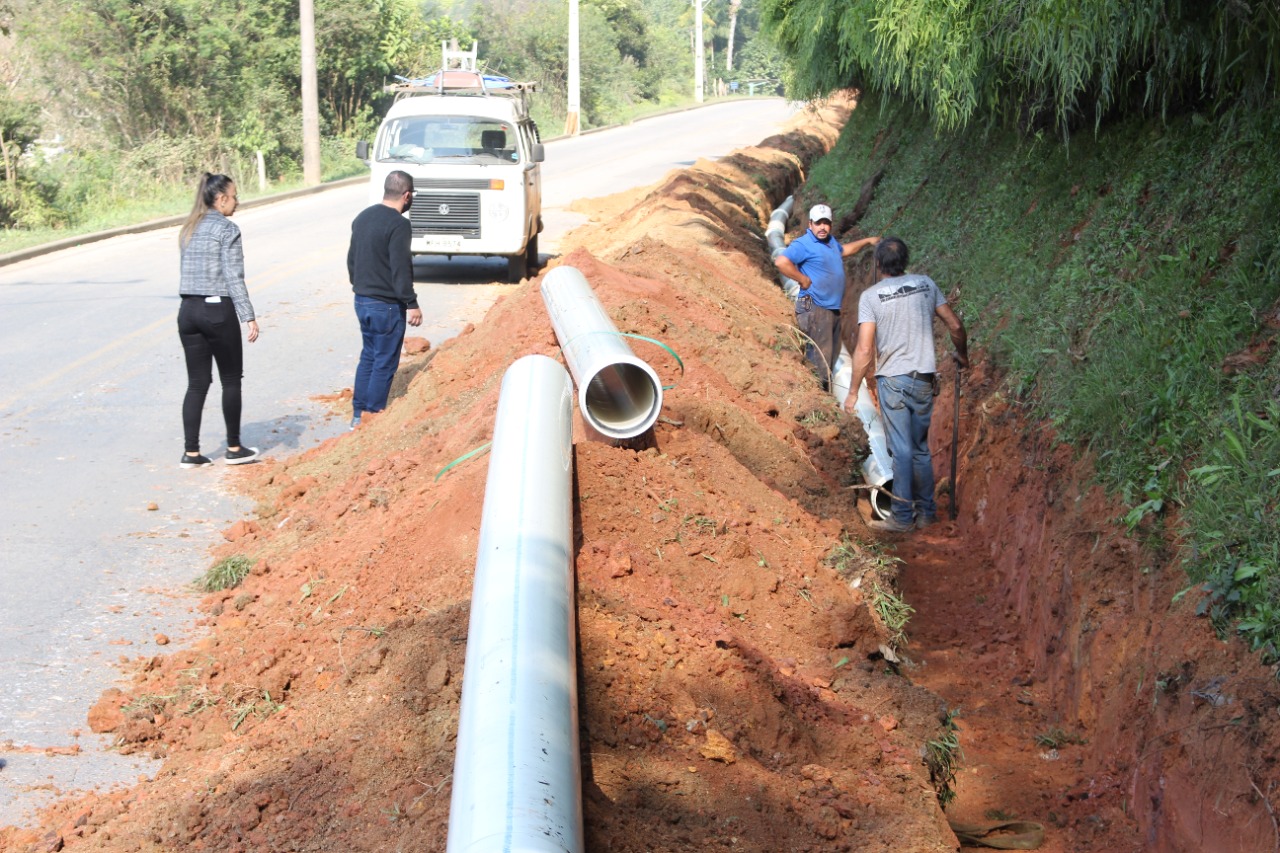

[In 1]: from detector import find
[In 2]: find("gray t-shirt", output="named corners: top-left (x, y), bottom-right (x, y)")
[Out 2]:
top-left (857, 274), bottom-right (945, 377)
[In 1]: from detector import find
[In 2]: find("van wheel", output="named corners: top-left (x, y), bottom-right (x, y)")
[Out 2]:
top-left (525, 235), bottom-right (539, 272)
top-left (507, 252), bottom-right (528, 283)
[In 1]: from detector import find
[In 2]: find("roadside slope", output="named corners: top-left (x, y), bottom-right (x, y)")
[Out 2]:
top-left (813, 94), bottom-right (1280, 851)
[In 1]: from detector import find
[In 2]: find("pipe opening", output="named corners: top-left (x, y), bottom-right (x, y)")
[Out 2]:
top-left (869, 481), bottom-right (895, 520)
top-left (583, 362), bottom-right (660, 438)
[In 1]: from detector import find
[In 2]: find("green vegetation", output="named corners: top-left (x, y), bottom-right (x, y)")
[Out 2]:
top-left (196, 555), bottom-right (253, 592)
top-left (925, 707), bottom-right (962, 809)
top-left (761, 0), bottom-right (1280, 134)
top-left (870, 581), bottom-right (913, 649)
top-left (228, 688), bottom-right (284, 730)
top-left (1033, 726), bottom-right (1087, 749)
top-left (0, 0), bottom-right (783, 239)
top-left (809, 92), bottom-right (1280, 657)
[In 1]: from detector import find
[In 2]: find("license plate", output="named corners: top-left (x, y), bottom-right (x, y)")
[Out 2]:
top-left (420, 236), bottom-right (463, 252)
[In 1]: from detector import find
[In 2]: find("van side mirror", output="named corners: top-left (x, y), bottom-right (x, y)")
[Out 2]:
top-left (356, 140), bottom-right (370, 160)
top-left (531, 142), bottom-right (545, 163)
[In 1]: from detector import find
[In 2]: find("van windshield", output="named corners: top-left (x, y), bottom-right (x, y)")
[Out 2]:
top-left (376, 115), bottom-right (520, 165)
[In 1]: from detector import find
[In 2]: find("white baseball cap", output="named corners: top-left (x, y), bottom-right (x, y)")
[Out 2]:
top-left (809, 204), bottom-right (833, 222)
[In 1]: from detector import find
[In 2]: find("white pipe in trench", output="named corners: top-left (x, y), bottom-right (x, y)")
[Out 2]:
top-left (445, 354), bottom-right (584, 853)
top-left (540, 265), bottom-right (663, 441)
top-left (766, 195), bottom-right (800, 299)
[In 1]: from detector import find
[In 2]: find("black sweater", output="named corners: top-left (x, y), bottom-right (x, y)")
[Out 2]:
top-left (347, 203), bottom-right (418, 308)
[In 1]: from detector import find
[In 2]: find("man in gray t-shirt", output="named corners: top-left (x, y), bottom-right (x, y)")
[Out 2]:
top-left (846, 237), bottom-right (969, 533)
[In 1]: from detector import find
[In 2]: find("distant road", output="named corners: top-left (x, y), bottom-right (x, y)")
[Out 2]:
top-left (0, 98), bottom-right (800, 825)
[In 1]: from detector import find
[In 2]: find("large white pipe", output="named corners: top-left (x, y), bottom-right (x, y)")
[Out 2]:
top-left (541, 265), bottom-right (663, 440)
top-left (849, 378), bottom-right (895, 520)
top-left (446, 354), bottom-right (584, 853)
top-left (766, 195), bottom-right (800, 299)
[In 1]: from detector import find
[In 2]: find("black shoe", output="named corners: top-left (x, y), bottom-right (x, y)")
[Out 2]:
top-left (180, 453), bottom-right (213, 469)
top-left (915, 514), bottom-right (940, 529)
top-left (225, 447), bottom-right (260, 465)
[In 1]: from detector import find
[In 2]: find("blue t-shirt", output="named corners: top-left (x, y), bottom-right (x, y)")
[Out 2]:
top-left (782, 229), bottom-right (845, 310)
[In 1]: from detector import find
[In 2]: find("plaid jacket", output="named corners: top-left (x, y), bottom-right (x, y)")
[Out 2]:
top-left (179, 211), bottom-right (255, 322)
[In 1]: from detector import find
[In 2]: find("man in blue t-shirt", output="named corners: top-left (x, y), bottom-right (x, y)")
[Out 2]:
top-left (774, 204), bottom-right (880, 388)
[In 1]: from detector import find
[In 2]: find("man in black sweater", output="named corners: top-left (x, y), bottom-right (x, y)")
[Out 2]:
top-left (347, 169), bottom-right (422, 429)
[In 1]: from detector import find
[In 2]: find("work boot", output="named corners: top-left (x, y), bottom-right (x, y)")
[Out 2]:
top-left (915, 514), bottom-right (940, 529)
top-left (868, 517), bottom-right (913, 533)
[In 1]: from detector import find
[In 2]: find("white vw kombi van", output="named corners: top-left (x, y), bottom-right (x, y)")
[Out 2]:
top-left (357, 70), bottom-right (544, 282)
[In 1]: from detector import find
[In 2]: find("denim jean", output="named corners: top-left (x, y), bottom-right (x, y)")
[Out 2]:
top-left (353, 295), bottom-right (407, 416)
top-left (877, 374), bottom-right (937, 525)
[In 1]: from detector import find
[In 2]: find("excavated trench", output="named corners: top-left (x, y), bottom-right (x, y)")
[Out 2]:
top-left (843, 356), bottom-right (1280, 852)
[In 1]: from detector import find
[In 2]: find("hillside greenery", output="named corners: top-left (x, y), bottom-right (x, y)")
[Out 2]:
top-left (809, 91), bottom-right (1280, 658)
top-left (0, 0), bottom-right (782, 240)
top-left (761, 0), bottom-right (1280, 134)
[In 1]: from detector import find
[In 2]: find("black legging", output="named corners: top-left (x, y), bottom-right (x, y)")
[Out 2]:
top-left (178, 296), bottom-right (244, 453)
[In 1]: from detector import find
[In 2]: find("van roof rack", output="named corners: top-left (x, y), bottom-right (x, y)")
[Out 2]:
top-left (387, 41), bottom-right (537, 101)
top-left (387, 72), bottom-right (538, 99)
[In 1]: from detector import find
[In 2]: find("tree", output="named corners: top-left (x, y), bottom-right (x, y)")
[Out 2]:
top-left (759, 0), bottom-right (1280, 134)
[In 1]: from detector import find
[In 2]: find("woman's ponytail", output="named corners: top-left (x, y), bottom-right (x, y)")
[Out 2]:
top-left (179, 172), bottom-right (233, 248)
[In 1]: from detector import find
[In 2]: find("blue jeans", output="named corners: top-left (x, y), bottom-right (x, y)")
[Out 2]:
top-left (878, 374), bottom-right (937, 525)
top-left (353, 295), bottom-right (407, 416)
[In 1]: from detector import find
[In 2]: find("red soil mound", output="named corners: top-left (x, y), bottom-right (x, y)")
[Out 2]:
top-left (3, 101), bottom-right (964, 852)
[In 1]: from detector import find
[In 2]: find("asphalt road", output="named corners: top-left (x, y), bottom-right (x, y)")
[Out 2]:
top-left (0, 97), bottom-right (800, 825)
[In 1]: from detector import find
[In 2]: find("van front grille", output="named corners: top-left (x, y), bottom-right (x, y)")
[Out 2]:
top-left (411, 192), bottom-right (480, 237)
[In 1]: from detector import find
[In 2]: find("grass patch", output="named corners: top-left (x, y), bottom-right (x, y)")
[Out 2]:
top-left (196, 555), bottom-right (253, 592)
top-left (925, 707), bottom-right (963, 809)
top-left (0, 137), bottom-right (366, 256)
top-left (1033, 726), bottom-right (1088, 749)
top-left (227, 687), bottom-right (284, 731)
top-left (871, 582), bottom-right (914, 649)
top-left (824, 537), bottom-right (863, 578)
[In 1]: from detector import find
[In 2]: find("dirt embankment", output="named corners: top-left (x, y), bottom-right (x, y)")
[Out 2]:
top-left (892, 361), bottom-right (1280, 853)
top-left (1, 99), bottom-right (966, 853)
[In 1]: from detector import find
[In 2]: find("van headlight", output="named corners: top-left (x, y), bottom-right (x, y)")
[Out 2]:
top-left (488, 201), bottom-right (510, 221)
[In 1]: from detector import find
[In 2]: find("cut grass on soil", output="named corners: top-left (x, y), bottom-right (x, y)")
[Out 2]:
top-left (196, 555), bottom-right (253, 592)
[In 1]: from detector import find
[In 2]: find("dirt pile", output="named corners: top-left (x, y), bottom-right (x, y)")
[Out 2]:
top-left (1, 100), bottom-right (965, 852)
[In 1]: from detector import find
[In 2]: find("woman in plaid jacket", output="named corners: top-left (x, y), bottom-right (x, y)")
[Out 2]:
top-left (176, 172), bottom-right (260, 468)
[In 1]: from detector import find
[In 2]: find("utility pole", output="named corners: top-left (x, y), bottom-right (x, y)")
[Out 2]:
top-left (299, 0), bottom-right (322, 186)
top-left (693, 0), bottom-right (704, 103)
top-left (565, 0), bottom-right (580, 135)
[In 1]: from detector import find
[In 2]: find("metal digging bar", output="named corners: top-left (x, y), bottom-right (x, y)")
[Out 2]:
top-left (541, 265), bottom-right (664, 441)
top-left (445, 354), bottom-right (584, 853)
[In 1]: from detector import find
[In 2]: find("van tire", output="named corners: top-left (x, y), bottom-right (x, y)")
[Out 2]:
top-left (507, 252), bottom-right (528, 283)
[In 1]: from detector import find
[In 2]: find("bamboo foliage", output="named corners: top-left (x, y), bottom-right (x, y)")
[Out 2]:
top-left (761, 0), bottom-right (1280, 133)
